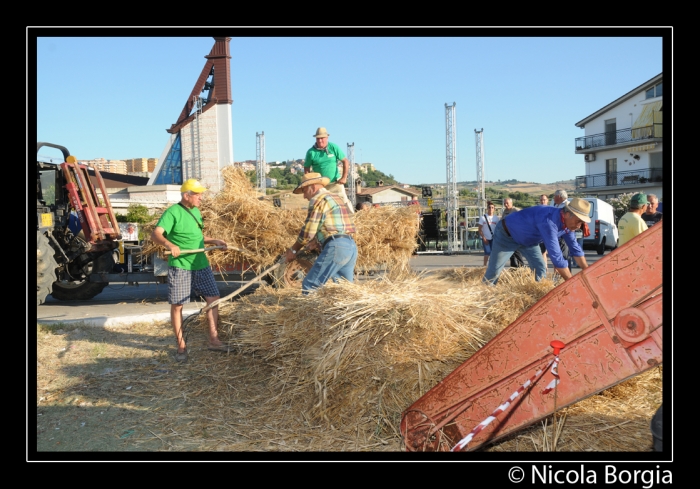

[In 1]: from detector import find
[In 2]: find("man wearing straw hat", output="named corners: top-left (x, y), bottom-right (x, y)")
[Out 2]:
top-left (150, 179), bottom-right (230, 363)
top-left (483, 197), bottom-right (591, 285)
top-left (285, 172), bottom-right (357, 293)
top-left (304, 127), bottom-right (355, 214)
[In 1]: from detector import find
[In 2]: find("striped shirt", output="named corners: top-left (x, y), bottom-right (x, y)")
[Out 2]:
top-left (297, 188), bottom-right (356, 246)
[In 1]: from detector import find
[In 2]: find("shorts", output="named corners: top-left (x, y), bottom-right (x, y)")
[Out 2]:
top-left (484, 239), bottom-right (494, 256)
top-left (168, 266), bottom-right (220, 305)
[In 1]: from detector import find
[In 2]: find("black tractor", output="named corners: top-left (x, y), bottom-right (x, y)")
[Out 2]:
top-left (37, 142), bottom-right (120, 305)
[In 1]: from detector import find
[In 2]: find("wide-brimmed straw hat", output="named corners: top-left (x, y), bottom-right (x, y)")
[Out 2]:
top-left (564, 197), bottom-right (592, 223)
top-left (313, 127), bottom-right (330, 138)
top-left (293, 172), bottom-right (330, 194)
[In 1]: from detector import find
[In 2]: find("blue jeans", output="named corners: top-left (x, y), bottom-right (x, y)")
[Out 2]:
top-left (483, 221), bottom-right (547, 285)
top-left (302, 237), bottom-right (358, 294)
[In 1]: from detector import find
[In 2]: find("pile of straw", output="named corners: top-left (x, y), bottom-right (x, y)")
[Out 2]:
top-left (142, 167), bottom-right (420, 275)
top-left (217, 267), bottom-right (554, 440)
top-left (205, 266), bottom-right (660, 451)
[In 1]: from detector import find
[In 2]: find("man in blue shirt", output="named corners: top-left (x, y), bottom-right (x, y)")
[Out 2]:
top-left (483, 197), bottom-right (591, 285)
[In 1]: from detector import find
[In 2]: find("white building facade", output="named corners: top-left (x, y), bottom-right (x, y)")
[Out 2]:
top-left (148, 37), bottom-right (234, 194)
top-left (574, 74), bottom-right (663, 200)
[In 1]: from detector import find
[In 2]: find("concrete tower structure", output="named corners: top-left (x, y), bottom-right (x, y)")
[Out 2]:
top-left (148, 37), bottom-right (234, 193)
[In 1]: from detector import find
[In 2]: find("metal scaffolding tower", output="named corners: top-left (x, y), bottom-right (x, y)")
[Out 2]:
top-left (190, 95), bottom-right (203, 181)
top-left (445, 102), bottom-right (459, 253)
top-left (475, 128), bottom-right (485, 218)
top-left (347, 142), bottom-right (356, 207)
top-left (256, 131), bottom-right (266, 193)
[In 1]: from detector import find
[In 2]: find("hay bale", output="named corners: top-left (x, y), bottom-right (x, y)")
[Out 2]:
top-left (211, 267), bottom-right (660, 451)
top-left (142, 167), bottom-right (420, 275)
top-left (220, 267), bottom-right (556, 436)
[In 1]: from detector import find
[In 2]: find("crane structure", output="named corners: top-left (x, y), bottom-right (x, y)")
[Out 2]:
top-left (256, 131), bottom-right (266, 193)
top-left (185, 95), bottom-right (204, 182)
top-left (475, 128), bottom-right (485, 218)
top-left (347, 142), bottom-right (356, 207)
top-left (445, 103), bottom-right (459, 253)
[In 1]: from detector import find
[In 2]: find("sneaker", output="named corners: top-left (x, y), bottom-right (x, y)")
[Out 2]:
top-left (175, 350), bottom-right (188, 363)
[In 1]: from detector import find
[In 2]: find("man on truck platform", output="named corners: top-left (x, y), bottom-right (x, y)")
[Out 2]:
top-left (304, 127), bottom-right (355, 214)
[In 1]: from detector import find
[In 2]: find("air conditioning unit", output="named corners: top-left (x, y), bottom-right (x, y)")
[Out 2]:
top-left (584, 153), bottom-right (596, 162)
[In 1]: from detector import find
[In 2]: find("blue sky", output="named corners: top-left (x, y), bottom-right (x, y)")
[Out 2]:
top-left (33, 29), bottom-right (667, 186)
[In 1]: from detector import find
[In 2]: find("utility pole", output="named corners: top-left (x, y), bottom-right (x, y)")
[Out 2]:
top-left (347, 142), bottom-right (356, 207)
top-left (475, 128), bottom-right (485, 219)
top-left (256, 131), bottom-right (266, 194)
top-left (445, 102), bottom-right (458, 253)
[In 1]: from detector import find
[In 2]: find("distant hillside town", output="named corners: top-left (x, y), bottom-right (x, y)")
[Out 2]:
top-left (233, 159), bottom-right (376, 179)
top-left (78, 157), bottom-right (158, 178)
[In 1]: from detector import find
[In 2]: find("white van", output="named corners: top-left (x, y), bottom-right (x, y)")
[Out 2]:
top-left (582, 198), bottom-right (619, 255)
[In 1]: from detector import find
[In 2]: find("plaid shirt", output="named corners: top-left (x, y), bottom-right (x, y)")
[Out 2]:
top-left (297, 188), bottom-right (356, 246)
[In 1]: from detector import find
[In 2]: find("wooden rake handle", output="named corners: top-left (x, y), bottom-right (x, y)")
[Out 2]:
top-left (202, 261), bottom-right (283, 313)
top-left (165, 245), bottom-right (226, 256)
top-left (165, 245), bottom-right (253, 256)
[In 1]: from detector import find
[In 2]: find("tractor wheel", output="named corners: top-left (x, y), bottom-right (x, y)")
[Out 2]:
top-left (37, 232), bottom-right (58, 306)
top-left (50, 252), bottom-right (115, 301)
top-left (596, 237), bottom-right (606, 255)
top-left (271, 251), bottom-right (318, 289)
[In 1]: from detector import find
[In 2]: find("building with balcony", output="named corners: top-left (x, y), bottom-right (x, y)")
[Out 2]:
top-left (574, 73), bottom-right (663, 200)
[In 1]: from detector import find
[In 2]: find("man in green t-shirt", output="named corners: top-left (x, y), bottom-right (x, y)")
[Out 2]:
top-left (304, 127), bottom-right (354, 213)
top-left (150, 179), bottom-right (229, 363)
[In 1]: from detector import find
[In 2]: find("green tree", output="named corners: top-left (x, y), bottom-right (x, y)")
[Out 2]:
top-left (607, 193), bottom-right (635, 222)
top-left (268, 168), bottom-right (286, 181)
top-left (245, 170), bottom-right (256, 185)
top-left (362, 168), bottom-right (397, 186)
top-left (117, 203), bottom-right (151, 224)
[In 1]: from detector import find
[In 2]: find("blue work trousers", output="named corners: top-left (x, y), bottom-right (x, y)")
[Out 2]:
top-left (483, 221), bottom-right (547, 285)
top-left (302, 238), bottom-right (358, 294)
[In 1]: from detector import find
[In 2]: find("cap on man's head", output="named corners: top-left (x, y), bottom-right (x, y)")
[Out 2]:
top-left (181, 179), bottom-right (207, 194)
top-left (293, 172), bottom-right (331, 194)
top-left (564, 197), bottom-right (592, 223)
top-left (631, 193), bottom-right (648, 207)
top-left (313, 127), bottom-right (330, 138)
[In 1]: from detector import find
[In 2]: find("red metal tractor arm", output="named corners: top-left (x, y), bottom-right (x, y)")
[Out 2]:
top-left (61, 159), bottom-right (122, 249)
top-left (401, 221), bottom-right (663, 452)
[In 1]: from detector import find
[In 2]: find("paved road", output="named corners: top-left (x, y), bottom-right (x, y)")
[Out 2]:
top-left (35, 250), bottom-right (607, 327)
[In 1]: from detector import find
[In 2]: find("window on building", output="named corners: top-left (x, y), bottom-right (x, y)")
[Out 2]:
top-left (153, 135), bottom-right (182, 185)
top-left (645, 82), bottom-right (663, 99)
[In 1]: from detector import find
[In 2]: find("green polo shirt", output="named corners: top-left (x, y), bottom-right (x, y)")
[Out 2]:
top-left (304, 141), bottom-right (345, 183)
top-left (155, 204), bottom-right (208, 270)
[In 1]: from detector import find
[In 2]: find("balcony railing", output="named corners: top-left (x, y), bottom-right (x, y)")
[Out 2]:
top-left (575, 168), bottom-right (662, 190)
top-left (575, 124), bottom-right (662, 151)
